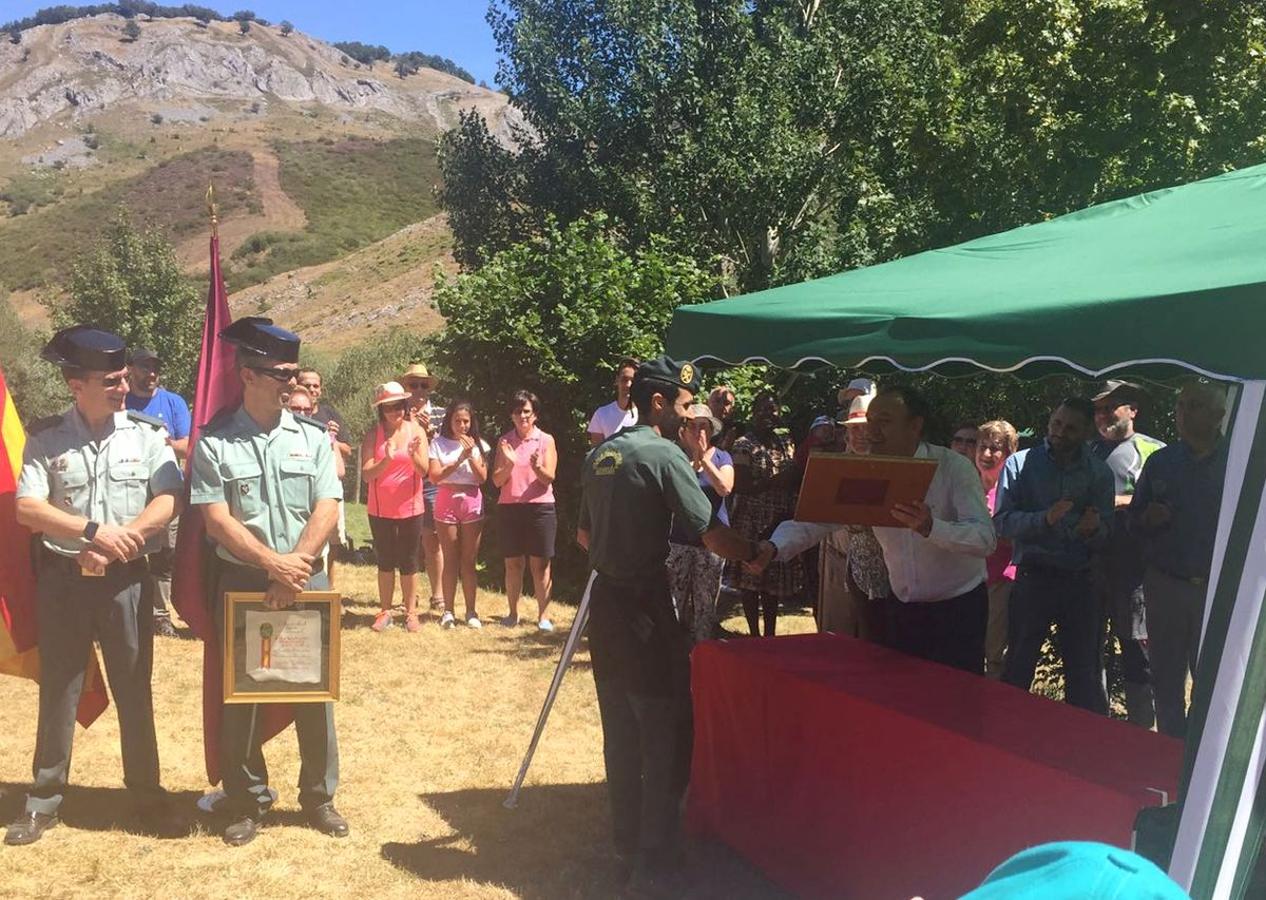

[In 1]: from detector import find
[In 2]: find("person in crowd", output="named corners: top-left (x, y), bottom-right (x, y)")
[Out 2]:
top-left (707, 384), bottom-right (742, 451)
top-left (587, 357), bottom-right (639, 445)
top-left (288, 387), bottom-right (345, 476)
top-left (728, 391), bottom-right (802, 637)
top-left (190, 318), bottom-right (347, 846)
top-left (125, 347), bottom-right (191, 639)
top-left (361, 382), bottom-right (429, 633)
top-left (428, 401), bottom-right (490, 629)
top-left (666, 404), bottom-right (734, 643)
top-left (576, 356), bottom-right (769, 891)
top-left (1092, 380), bottom-right (1165, 727)
top-left (836, 377), bottom-right (876, 419)
top-left (795, 415), bottom-right (836, 472)
top-left (296, 366), bottom-right (349, 592)
top-left (753, 385), bottom-right (995, 673)
top-left (976, 420), bottom-right (1019, 679)
top-left (951, 423), bottom-right (980, 460)
top-left (492, 390), bottom-right (558, 631)
top-left (994, 398), bottom-right (1114, 712)
top-left (1131, 382), bottom-right (1229, 738)
top-left (401, 362), bottom-right (446, 616)
top-left (6, 327), bottom-right (183, 846)
top-left (835, 392), bottom-right (891, 641)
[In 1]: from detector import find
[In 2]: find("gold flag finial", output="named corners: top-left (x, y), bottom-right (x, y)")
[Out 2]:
top-left (206, 184), bottom-right (219, 238)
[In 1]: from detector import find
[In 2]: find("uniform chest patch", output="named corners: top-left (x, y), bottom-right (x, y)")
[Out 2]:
top-left (240, 482), bottom-right (251, 497)
top-left (592, 447), bottom-right (623, 476)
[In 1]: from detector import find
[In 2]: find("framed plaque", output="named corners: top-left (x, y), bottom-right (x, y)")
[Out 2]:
top-left (223, 592), bottom-right (341, 704)
top-left (795, 452), bottom-right (939, 528)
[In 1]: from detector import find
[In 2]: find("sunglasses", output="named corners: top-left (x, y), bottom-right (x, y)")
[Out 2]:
top-left (99, 373), bottom-right (129, 388)
top-left (250, 366), bottom-right (298, 382)
top-left (403, 380), bottom-right (429, 390)
top-left (381, 402), bottom-right (407, 413)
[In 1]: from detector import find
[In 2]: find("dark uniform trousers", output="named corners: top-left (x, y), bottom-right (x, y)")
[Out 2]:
top-left (587, 569), bottom-right (692, 861)
top-left (213, 560), bottom-right (338, 816)
top-left (28, 557), bottom-right (162, 815)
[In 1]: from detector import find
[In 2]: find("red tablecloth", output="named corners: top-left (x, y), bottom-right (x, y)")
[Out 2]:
top-left (688, 633), bottom-right (1182, 899)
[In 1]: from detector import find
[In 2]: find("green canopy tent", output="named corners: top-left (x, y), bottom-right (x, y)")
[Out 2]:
top-left (666, 161), bottom-right (1266, 900)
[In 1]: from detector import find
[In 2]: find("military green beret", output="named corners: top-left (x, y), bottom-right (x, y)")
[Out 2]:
top-left (634, 355), bottom-right (701, 394)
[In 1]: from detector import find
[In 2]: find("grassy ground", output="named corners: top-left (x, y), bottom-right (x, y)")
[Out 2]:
top-left (0, 563), bottom-right (807, 898)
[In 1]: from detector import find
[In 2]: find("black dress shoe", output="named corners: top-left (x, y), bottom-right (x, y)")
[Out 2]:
top-left (5, 812), bottom-right (59, 846)
top-left (223, 814), bottom-right (261, 847)
top-left (307, 803), bottom-right (349, 838)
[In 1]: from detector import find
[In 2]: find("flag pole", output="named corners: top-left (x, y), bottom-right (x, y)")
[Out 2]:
top-left (504, 571), bottom-right (596, 810)
top-left (206, 184), bottom-right (218, 239)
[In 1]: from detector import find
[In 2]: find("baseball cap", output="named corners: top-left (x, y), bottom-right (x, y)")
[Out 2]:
top-left (961, 841), bottom-right (1189, 900)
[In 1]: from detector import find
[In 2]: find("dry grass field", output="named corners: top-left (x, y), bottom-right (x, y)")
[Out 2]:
top-left (0, 563), bottom-right (810, 899)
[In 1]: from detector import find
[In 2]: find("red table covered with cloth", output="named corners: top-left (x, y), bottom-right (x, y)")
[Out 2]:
top-left (688, 633), bottom-right (1182, 899)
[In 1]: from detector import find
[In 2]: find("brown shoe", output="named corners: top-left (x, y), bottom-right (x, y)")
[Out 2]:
top-left (5, 812), bottom-right (59, 846)
top-left (223, 813), bottom-right (261, 847)
top-left (308, 803), bottom-right (349, 838)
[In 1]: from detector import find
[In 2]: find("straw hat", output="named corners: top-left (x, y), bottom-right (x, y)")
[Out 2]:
top-left (372, 381), bottom-right (410, 408)
top-left (844, 391), bottom-right (873, 425)
top-left (399, 362), bottom-right (439, 390)
top-left (685, 403), bottom-right (722, 437)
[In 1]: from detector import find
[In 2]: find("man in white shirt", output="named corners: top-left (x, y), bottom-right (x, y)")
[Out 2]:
top-left (751, 386), bottom-right (995, 673)
top-left (587, 357), bottom-right (640, 445)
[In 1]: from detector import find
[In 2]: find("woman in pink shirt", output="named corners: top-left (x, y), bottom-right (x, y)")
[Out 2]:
top-left (977, 419), bottom-right (1019, 679)
top-left (492, 391), bottom-right (558, 631)
top-left (361, 382), bottom-right (429, 633)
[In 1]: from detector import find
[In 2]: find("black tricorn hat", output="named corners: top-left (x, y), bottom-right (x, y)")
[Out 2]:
top-left (40, 326), bottom-right (126, 372)
top-left (219, 317), bottom-right (300, 363)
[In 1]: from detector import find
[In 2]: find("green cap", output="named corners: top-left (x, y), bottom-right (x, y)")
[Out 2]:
top-left (634, 354), bottom-right (701, 395)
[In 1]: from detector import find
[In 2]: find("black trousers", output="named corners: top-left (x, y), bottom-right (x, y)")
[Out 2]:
top-left (1003, 566), bottom-right (1108, 714)
top-left (885, 581), bottom-right (988, 675)
top-left (587, 569), bottom-right (692, 860)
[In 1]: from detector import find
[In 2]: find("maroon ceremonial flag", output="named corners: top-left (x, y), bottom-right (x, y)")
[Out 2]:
top-left (172, 225), bottom-right (294, 785)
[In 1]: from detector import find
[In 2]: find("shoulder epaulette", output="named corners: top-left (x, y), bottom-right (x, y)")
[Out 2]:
top-left (202, 405), bottom-right (239, 433)
top-left (126, 409), bottom-right (166, 430)
top-left (292, 413), bottom-right (329, 432)
top-left (27, 414), bottom-right (63, 435)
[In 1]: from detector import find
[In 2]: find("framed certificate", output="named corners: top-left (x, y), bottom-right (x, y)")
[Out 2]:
top-left (223, 592), bottom-right (341, 703)
top-left (794, 452), bottom-right (939, 527)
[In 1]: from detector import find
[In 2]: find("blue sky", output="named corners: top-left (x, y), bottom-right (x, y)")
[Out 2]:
top-left (0, 1), bottom-right (503, 86)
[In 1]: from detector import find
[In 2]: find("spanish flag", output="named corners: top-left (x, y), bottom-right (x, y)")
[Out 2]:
top-left (0, 366), bottom-right (109, 726)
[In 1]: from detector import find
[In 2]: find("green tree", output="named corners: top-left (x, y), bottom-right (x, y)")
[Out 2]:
top-left (44, 213), bottom-right (201, 398)
top-left (279, 19), bottom-right (293, 36)
top-left (122, 18), bottom-right (140, 41)
top-left (238, 18), bottom-right (250, 35)
top-left (0, 294), bottom-right (68, 421)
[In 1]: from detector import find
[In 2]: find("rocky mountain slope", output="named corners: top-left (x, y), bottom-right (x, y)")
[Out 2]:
top-left (0, 13), bottom-right (516, 350)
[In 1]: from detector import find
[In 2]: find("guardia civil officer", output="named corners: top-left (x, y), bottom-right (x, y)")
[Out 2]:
top-left (577, 356), bottom-right (765, 889)
top-left (6, 326), bottom-right (183, 846)
top-left (188, 318), bottom-right (346, 847)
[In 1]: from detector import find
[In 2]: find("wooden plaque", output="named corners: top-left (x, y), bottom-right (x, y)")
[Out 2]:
top-left (223, 592), bottom-right (341, 704)
top-left (794, 452), bottom-right (939, 527)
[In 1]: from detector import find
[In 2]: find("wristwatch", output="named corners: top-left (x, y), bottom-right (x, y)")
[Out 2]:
top-left (83, 520), bottom-right (99, 542)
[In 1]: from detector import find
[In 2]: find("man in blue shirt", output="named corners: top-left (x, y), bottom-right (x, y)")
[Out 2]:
top-left (994, 398), bottom-right (1115, 713)
top-left (126, 347), bottom-right (192, 638)
top-left (1131, 383), bottom-right (1229, 738)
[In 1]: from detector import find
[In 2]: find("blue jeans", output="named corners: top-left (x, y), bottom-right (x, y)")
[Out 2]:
top-left (1003, 566), bottom-right (1107, 714)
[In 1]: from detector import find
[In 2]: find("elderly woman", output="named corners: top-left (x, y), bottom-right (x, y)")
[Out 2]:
top-left (360, 382), bottom-right (429, 632)
top-left (492, 390), bottom-right (558, 631)
top-left (729, 391), bottom-right (802, 636)
top-left (977, 419), bottom-right (1019, 678)
top-left (667, 404), bottom-right (735, 643)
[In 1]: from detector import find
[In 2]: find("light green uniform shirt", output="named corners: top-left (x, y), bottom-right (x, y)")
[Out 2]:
top-left (189, 406), bottom-right (343, 564)
top-left (17, 407), bottom-right (183, 557)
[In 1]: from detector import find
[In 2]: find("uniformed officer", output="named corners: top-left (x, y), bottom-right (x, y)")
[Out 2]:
top-left (577, 355), bottom-right (762, 888)
top-left (188, 317), bottom-right (346, 847)
top-left (6, 326), bottom-right (183, 846)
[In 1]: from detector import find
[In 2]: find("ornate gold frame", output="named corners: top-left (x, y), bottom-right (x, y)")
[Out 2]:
top-left (223, 591), bottom-right (341, 703)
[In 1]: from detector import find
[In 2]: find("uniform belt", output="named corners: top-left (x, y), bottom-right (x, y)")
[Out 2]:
top-left (39, 548), bottom-right (149, 577)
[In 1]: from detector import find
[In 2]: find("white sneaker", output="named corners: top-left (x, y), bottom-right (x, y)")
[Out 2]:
top-left (537, 618), bottom-right (554, 633)
top-left (466, 614), bottom-right (482, 630)
top-left (440, 611), bottom-right (456, 629)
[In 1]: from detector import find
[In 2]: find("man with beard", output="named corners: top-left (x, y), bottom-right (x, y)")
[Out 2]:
top-left (995, 398), bottom-right (1115, 712)
top-left (1091, 381), bottom-right (1165, 727)
top-left (578, 355), bottom-right (764, 891)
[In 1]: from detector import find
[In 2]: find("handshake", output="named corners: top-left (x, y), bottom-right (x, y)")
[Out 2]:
top-left (742, 539), bottom-right (778, 575)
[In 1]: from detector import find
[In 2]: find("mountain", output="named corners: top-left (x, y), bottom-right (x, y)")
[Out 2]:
top-left (0, 12), bottom-right (516, 349)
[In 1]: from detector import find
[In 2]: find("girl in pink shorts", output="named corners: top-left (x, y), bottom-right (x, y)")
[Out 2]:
top-left (427, 400), bottom-right (490, 629)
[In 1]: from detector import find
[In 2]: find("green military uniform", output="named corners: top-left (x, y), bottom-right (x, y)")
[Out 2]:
top-left (15, 328), bottom-right (182, 822)
top-left (579, 357), bottom-right (716, 869)
top-left (189, 325), bottom-right (343, 819)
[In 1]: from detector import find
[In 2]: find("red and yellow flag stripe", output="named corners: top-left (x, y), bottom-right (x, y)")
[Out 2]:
top-left (0, 367), bottom-right (39, 679)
